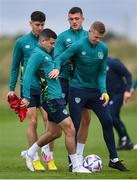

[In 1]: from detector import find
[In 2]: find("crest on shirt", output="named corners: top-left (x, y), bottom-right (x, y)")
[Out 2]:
top-left (45, 56), bottom-right (49, 60)
top-left (62, 109), bottom-right (68, 115)
top-left (109, 100), bottom-right (114, 105)
top-left (98, 52), bottom-right (104, 59)
top-left (81, 51), bottom-right (86, 55)
top-left (75, 97), bottom-right (81, 103)
top-left (106, 66), bottom-right (109, 71)
top-left (62, 93), bottom-right (66, 98)
top-left (25, 45), bottom-right (30, 49)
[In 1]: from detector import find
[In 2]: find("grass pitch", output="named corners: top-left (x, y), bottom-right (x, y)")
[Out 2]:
top-left (0, 105), bottom-right (137, 179)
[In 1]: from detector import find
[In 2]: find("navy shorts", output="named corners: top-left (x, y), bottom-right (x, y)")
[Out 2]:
top-left (42, 98), bottom-right (69, 124)
top-left (59, 77), bottom-right (69, 105)
top-left (21, 87), bottom-right (42, 108)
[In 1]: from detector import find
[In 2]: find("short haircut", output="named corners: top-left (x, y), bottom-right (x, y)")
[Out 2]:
top-left (31, 11), bottom-right (46, 22)
top-left (68, 7), bottom-right (83, 16)
top-left (39, 28), bottom-right (57, 40)
top-left (90, 21), bottom-right (106, 34)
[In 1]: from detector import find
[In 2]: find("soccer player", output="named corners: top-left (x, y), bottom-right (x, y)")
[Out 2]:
top-left (20, 28), bottom-right (90, 173)
top-left (49, 21), bottom-right (129, 171)
top-left (54, 7), bottom-right (91, 168)
top-left (7, 11), bottom-right (57, 170)
top-left (106, 56), bottom-right (135, 150)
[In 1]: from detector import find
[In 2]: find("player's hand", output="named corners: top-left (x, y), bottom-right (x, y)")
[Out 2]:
top-left (123, 91), bottom-right (131, 104)
top-left (20, 98), bottom-right (29, 108)
top-left (101, 93), bottom-right (109, 106)
top-left (48, 69), bottom-right (60, 79)
top-left (6, 91), bottom-right (15, 100)
top-left (130, 88), bottom-right (135, 95)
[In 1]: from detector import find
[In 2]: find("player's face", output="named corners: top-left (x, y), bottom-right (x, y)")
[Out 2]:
top-left (68, 13), bottom-right (84, 31)
top-left (42, 38), bottom-right (56, 53)
top-left (88, 29), bottom-right (104, 45)
top-left (30, 21), bottom-right (45, 36)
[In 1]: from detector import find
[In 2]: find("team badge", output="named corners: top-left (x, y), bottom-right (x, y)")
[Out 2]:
top-left (81, 51), bottom-right (86, 55)
top-left (106, 66), bottom-right (109, 71)
top-left (45, 56), bottom-right (49, 60)
top-left (75, 97), bottom-right (81, 103)
top-left (25, 45), bottom-right (30, 49)
top-left (98, 52), bottom-right (104, 59)
top-left (63, 109), bottom-right (68, 115)
top-left (109, 100), bottom-right (114, 105)
top-left (62, 93), bottom-right (66, 98)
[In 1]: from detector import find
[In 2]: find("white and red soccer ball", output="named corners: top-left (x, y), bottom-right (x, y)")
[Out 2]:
top-left (83, 154), bottom-right (103, 172)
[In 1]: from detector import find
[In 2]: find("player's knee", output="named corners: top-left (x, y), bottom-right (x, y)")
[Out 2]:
top-left (51, 131), bottom-right (62, 139)
top-left (67, 124), bottom-right (75, 137)
top-left (28, 118), bottom-right (37, 128)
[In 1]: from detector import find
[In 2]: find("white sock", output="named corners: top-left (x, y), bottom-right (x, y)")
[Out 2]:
top-left (27, 142), bottom-right (40, 158)
top-left (33, 152), bottom-right (39, 161)
top-left (76, 143), bottom-right (85, 155)
top-left (69, 154), bottom-right (80, 169)
top-left (111, 158), bottom-right (119, 163)
top-left (41, 144), bottom-right (50, 154)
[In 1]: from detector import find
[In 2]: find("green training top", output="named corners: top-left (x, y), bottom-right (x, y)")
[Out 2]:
top-left (132, 76), bottom-right (137, 89)
top-left (9, 32), bottom-right (41, 91)
top-left (54, 28), bottom-right (87, 80)
top-left (55, 36), bottom-right (108, 93)
top-left (23, 45), bottom-right (62, 101)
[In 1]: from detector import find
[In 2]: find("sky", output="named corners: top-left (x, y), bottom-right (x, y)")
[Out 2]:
top-left (0, 0), bottom-right (137, 42)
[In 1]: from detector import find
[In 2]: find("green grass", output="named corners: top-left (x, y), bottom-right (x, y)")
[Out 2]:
top-left (0, 106), bottom-right (137, 179)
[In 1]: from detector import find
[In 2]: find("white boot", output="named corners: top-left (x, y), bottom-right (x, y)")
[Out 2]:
top-left (72, 165), bottom-right (91, 173)
top-left (21, 150), bottom-right (34, 171)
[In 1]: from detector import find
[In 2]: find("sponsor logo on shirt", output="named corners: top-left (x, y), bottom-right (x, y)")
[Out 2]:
top-left (66, 38), bottom-right (71, 42)
top-left (98, 52), bottom-right (104, 59)
top-left (66, 38), bottom-right (72, 48)
top-left (25, 45), bottom-right (30, 49)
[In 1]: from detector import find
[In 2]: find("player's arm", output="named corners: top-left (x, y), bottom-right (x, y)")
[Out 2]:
top-left (98, 48), bottom-right (109, 106)
top-left (113, 58), bottom-right (132, 103)
top-left (49, 43), bottom-right (80, 78)
top-left (9, 39), bottom-right (23, 92)
top-left (22, 53), bottom-right (42, 105)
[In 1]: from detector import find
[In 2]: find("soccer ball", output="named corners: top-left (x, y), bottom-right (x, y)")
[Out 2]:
top-left (83, 154), bottom-right (103, 172)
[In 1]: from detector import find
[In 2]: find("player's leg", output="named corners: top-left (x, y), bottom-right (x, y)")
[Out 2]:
top-left (26, 89), bottom-right (45, 170)
top-left (58, 116), bottom-right (90, 173)
top-left (108, 94), bottom-right (134, 150)
top-left (76, 108), bottom-right (91, 162)
top-left (90, 90), bottom-right (128, 171)
top-left (39, 107), bottom-right (57, 170)
top-left (21, 122), bottom-right (62, 171)
top-left (68, 87), bottom-right (88, 170)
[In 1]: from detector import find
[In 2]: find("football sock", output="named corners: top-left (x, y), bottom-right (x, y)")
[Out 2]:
top-left (27, 142), bottom-right (40, 158)
top-left (76, 143), bottom-right (85, 155)
top-left (111, 158), bottom-right (119, 163)
top-left (33, 152), bottom-right (39, 161)
top-left (41, 144), bottom-right (50, 154)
